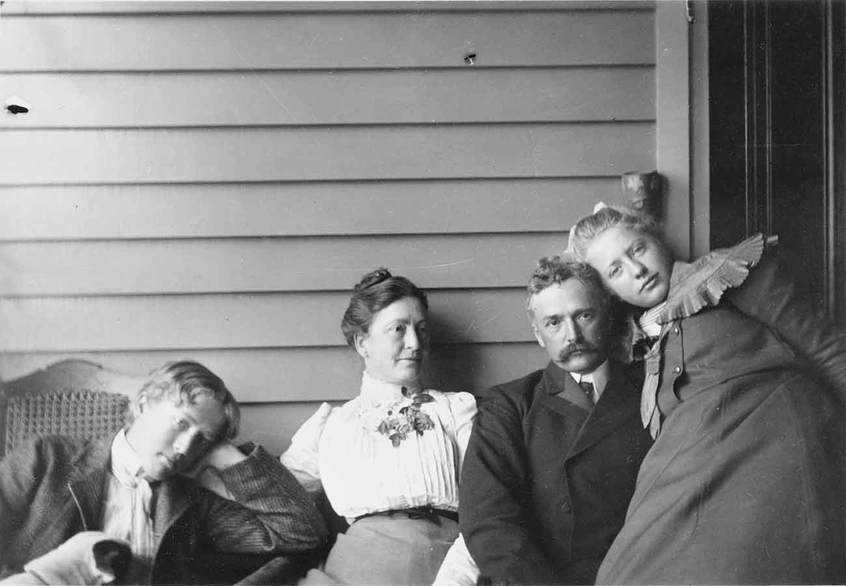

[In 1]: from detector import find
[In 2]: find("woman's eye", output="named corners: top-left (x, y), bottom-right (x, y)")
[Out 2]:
top-left (173, 417), bottom-right (189, 430)
top-left (580, 312), bottom-right (595, 322)
top-left (609, 266), bottom-right (622, 279)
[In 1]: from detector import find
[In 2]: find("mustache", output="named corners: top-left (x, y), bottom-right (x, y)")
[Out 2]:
top-left (557, 343), bottom-right (600, 361)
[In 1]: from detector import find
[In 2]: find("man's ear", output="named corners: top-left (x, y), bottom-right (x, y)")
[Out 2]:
top-left (531, 323), bottom-right (546, 349)
top-left (130, 397), bottom-right (147, 421)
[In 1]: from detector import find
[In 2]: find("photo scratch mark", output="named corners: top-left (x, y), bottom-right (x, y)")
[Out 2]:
top-left (527, 128), bottom-right (540, 177)
top-left (419, 259), bottom-right (473, 269)
top-left (212, 23), bottom-right (296, 121)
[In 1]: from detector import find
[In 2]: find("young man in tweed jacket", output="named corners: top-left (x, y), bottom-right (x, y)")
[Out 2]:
top-left (0, 361), bottom-right (329, 584)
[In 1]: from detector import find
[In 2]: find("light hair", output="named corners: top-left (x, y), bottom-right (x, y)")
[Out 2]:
top-left (127, 360), bottom-right (240, 441)
top-left (569, 205), bottom-right (663, 262)
top-left (526, 256), bottom-right (611, 318)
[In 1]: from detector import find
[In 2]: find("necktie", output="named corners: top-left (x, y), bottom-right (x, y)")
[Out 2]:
top-left (578, 381), bottom-right (595, 404)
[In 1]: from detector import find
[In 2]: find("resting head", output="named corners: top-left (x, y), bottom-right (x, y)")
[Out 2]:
top-left (125, 361), bottom-right (240, 481)
top-left (341, 268), bottom-right (430, 388)
top-left (569, 205), bottom-right (674, 309)
top-left (526, 256), bottom-right (611, 374)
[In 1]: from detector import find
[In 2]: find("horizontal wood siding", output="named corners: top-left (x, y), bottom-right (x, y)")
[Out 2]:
top-left (0, 234), bottom-right (569, 295)
top-left (0, 179), bottom-right (618, 239)
top-left (0, 343), bottom-right (548, 403)
top-left (0, 69), bottom-right (655, 128)
top-left (2, 125), bottom-right (654, 184)
top-left (0, 1), bottom-right (656, 446)
top-left (0, 11), bottom-right (655, 71)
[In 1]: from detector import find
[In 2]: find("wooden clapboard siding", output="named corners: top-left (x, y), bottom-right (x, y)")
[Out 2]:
top-left (0, 290), bottom-right (536, 352)
top-left (1, 124), bottom-right (655, 185)
top-left (238, 402), bottom-right (345, 457)
top-left (239, 402), bottom-right (330, 456)
top-left (0, 2), bottom-right (654, 15)
top-left (0, 11), bottom-right (655, 72)
top-left (0, 342), bottom-right (548, 402)
top-left (0, 179), bottom-right (623, 240)
top-left (0, 233), bottom-right (570, 296)
top-left (0, 68), bottom-right (655, 128)
top-left (0, 2), bottom-right (667, 444)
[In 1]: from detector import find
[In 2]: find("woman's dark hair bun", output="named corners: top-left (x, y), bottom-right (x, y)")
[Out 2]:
top-left (354, 267), bottom-right (393, 292)
top-left (341, 267), bottom-right (428, 348)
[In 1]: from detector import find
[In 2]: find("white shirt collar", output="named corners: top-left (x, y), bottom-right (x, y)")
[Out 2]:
top-left (110, 428), bottom-right (147, 486)
top-left (569, 359), bottom-right (610, 398)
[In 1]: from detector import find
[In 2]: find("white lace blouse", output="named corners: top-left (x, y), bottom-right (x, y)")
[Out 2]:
top-left (280, 372), bottom-right (477, 519)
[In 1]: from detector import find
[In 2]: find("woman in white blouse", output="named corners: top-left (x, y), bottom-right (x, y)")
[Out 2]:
top-left (281, 268), bottom-right (477, 585)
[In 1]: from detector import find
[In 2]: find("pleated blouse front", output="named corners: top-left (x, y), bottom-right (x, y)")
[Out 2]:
top-left (280, 372), bottom-right (477, 519)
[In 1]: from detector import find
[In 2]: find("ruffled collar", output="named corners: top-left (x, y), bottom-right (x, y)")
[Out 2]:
top-left (655, 233), bottom-right (768, 323)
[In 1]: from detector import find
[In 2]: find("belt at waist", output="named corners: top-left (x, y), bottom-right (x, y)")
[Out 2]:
top-left (355, 506), bottom-right (458, 525)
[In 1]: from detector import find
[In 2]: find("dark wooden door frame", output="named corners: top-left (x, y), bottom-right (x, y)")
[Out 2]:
top-left (709, 0), bottom-right (846, 322)
top-left (827, 0), bottom-right (846, 323)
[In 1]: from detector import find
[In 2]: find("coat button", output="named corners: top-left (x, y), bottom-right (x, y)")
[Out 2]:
top-left (673, 327), bottom-right (680, 335)
top-left (563, 503), bottom-right (572, 513)
top-left (673, 366), bottom-right (682, 374)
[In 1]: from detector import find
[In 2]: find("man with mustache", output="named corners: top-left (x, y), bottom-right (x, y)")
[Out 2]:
top-left (458, 257), bottom-right (653, 585)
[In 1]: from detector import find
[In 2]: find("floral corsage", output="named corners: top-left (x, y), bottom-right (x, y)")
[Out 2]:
top-left (373, 387), bottom-right (436, 447)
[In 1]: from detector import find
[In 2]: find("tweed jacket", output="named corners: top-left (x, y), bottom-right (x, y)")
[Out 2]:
top-left (460, 360), bottom-right (652, 585)
top-left (0, 434), bottom-right (330, 584)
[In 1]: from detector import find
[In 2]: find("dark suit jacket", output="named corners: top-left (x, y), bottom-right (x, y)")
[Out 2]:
top-left (0, 434), bottom-right (330, 584)
top-left (460, 360), bottom-right (652, 585)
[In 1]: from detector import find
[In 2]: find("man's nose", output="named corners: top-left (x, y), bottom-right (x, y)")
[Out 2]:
top-left (563, 320), bottom-right (582, 343)
top-left (173, 429), bottom-right (200, 458)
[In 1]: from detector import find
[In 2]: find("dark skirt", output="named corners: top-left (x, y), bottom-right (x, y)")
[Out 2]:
top-left (596, 370), bottom-right (846, 584)
top-left (298, 513), bottom-right (459, 585)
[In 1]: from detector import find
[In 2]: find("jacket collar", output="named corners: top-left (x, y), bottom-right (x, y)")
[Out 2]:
top-left (540, 361), bottom-right (642, 459)
top-left (66, 435), bottom-right (113, 529)
top-left (569, 360), bottom-right (643, 458)
top-left (66, 432), bottom-right (193, 534)
top-left (542, 361), bottom-right (593, 413)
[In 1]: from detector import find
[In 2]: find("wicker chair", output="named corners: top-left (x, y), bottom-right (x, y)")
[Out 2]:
top-left (0, 359), bottom-right (143, 458)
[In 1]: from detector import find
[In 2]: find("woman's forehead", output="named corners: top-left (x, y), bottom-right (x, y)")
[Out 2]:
top-left (374, 297), bottom-right (427, 322)
top-left (586, 225), bottom-right (644, 259)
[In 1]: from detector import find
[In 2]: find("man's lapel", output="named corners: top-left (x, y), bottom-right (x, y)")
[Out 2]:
top-left (568, 361), bottom-right (642, 458)
top-left (539, 361), bottom-right (592, 423)
top-left (154, 478), bottom-right (193, 537)
top-left (67, 435), bottom-right (114, 528)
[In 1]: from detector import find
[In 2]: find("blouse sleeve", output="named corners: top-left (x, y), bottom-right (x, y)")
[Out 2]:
top-left (279, 402), bottom-right (333, 493)
top-left (727, 249), bottom-right (846, 398)
top-left (432, 533), bottom-right (480, 586)
top-left (444, 392), bottom-right (477, 474)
